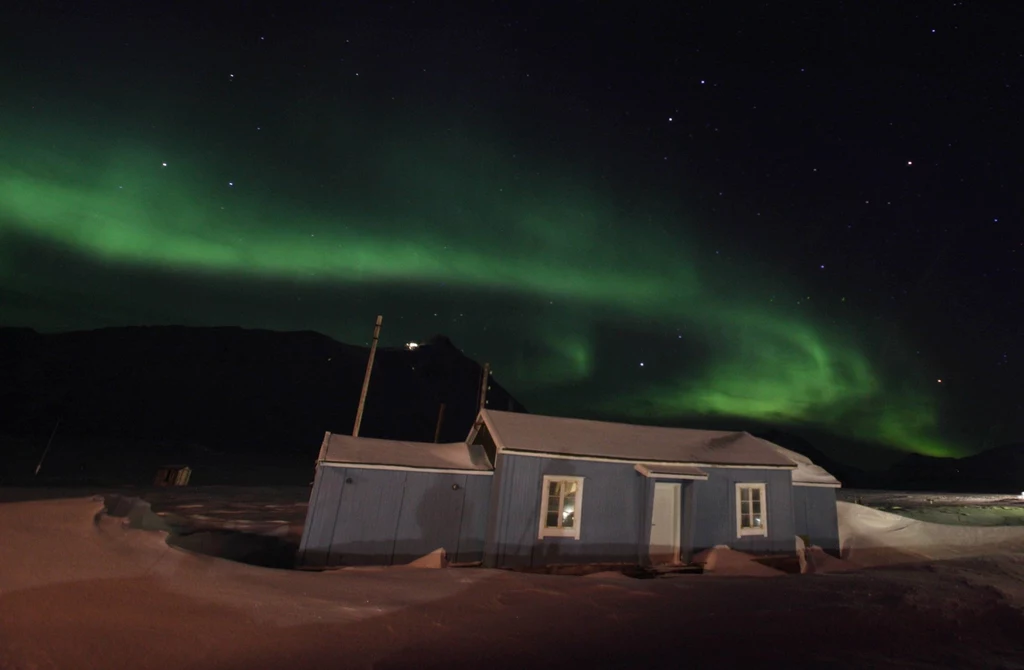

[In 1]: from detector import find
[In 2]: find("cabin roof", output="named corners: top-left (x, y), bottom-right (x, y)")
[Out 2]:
top-left (478, 409), bottom-right (798, 469)
top-left (769, 444), bottom-right (842, 487)
top-left (319, 432), bottom-right (492, 472)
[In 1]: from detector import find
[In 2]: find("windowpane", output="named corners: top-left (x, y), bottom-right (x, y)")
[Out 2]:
top-left (737, 485), bottom-right (767, 534)
top-left (563, 492), bottom-right (576, 527)
top-left (540, 478), bottom-right (582, 536)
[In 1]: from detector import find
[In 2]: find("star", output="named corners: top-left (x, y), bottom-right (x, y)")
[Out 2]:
top-left (161, 162), bottom-right (167, 167)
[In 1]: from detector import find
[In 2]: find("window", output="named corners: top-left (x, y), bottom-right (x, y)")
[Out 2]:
top-left (538, 475), bottom-right (584, 539)
top-left (736, 483), bottom-right (768, 537)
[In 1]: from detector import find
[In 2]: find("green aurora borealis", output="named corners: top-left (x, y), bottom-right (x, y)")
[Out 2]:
top-left (0, 110), bottom-right (958, 459)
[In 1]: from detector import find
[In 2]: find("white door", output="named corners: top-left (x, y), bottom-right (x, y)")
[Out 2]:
top-left (650, 482), bottom-right (682, 564)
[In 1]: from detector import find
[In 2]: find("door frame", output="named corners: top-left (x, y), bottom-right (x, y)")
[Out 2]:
top-left (649, 481), bottom-right (682, 565)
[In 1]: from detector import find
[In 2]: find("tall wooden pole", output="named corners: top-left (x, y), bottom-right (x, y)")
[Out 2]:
top-left (433, 403), bottom-right (446, 443)
top-left (34, 415), bottom-right (62, 476)
top-left (478, 362), bottom-right (490, 413)
top-left (352, 315), bottom-right (383, 437)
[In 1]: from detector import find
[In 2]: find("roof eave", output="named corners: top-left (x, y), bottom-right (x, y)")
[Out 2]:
top-left (318, 461), bottom-right (494, 476)
top-left (499, 448), bottom-right (797, 469)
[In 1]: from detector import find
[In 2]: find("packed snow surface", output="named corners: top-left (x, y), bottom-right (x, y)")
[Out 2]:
top-left (839, 500), bottom-right (1024, 565)
top-left (2, 490), bottom-right (1024, 669)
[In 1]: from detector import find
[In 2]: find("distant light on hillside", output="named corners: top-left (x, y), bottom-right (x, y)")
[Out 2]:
top-left (405, 342), bottom-right (419, 350)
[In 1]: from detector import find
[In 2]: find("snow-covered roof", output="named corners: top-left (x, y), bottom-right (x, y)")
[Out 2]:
top-left (770, 444), bottom-right (841, 487)
top-left (478, 410), bottom-right (797, 468)
top-left (319, 432), bottom-right (493, 473)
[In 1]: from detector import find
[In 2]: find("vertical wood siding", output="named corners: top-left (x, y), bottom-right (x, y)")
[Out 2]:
top-left (484, 455), bottom-right (648, 568)
top-left (297, 465), bottom-right (348, 567)
top-left (296, 466), bottom-right (321, 562)
top-left (391, 472), bottom-right (467, 564)
top-left (792, 486), bottom-right (840, 556)
top-left (296, 465), bottom-right (492, 567)
top-left (456, 474), bottom-right (492, 563)
top-left (680, 481), bottom-right (697, 561)
top-left (300, 459), bottom-right (828, 569)
top-left (330, 469), bottom-right (409, 565)
top-left (690, 468), bottom-right (796, 554)
top-left (482, 455), bottom-right (505, 567)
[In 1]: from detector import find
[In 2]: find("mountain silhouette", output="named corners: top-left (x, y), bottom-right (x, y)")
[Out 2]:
top-left (0, 326), bottom-right (524, 485)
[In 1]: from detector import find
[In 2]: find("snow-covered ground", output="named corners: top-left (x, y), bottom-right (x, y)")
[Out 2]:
top-left (839, 489), bottom-right (1024, 527)
top-left (839, 489), bottom-right (1024, 507)
top-left (2, 489), bottom-right (1024, 669)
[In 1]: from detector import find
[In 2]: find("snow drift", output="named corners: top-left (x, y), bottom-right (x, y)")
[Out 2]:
top-left (838, 500), bottom-right (1024, 566)
top-left (3, 493), bottom-right (1024, 669)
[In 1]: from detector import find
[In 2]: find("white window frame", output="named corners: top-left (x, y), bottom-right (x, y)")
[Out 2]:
top-left (735, 483), bottom-right (768, 537)
top-left (538, 475), bottom-right (584, 540)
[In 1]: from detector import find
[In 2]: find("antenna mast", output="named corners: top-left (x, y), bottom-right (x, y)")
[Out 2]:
top-left (478, 362), bottom-right (491, 413)
top-left (352, 315), bottom-right (383, 437)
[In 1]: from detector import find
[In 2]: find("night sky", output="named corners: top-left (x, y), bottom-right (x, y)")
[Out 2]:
top-left (1, 2), bottom-right (1020, 463)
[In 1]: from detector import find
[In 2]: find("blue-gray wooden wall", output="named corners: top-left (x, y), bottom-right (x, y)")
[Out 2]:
top-left (482, 455), bottom-right (804, 568)
top-left (297, 465), bottom-right (492, 567)
top-left (792, 485), bottom-right (840, 556)
top-left (483, 455), bottom-right (651, 568)
top-left (688, 467), bottom-right (796, 556)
